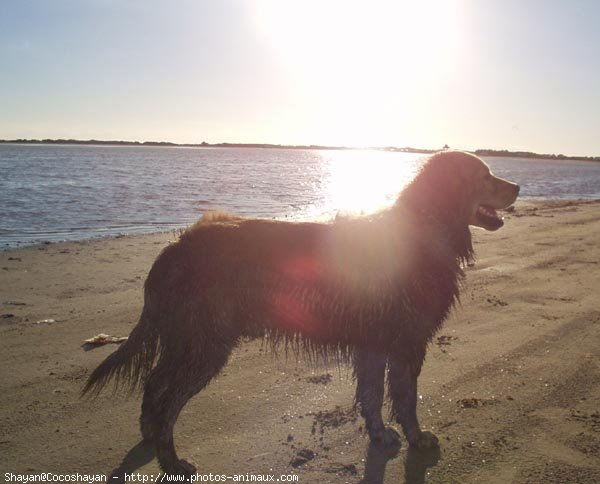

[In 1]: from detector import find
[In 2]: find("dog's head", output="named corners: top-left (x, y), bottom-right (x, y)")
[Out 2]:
top-left (401, 151), bottom-right (520, 231)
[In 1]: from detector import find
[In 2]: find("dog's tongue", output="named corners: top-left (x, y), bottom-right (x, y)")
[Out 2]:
top-left (478, 205), bottom-right (500, 219)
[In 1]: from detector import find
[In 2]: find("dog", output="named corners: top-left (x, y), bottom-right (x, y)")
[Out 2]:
top-left (83, 150), bottom-right (519, 475)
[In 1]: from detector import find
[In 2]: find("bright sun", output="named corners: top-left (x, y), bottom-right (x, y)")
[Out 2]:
top-left (322, 150), bottom-right (419, 215)
top-left (253, 0), bottom-right (464, 147)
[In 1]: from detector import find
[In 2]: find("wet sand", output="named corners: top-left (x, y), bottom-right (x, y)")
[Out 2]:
top-left (1, 200), bottom-right (599, 483)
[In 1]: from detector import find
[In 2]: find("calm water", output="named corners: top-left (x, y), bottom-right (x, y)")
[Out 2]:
top-left (1, 144), bottom-right (600, 248)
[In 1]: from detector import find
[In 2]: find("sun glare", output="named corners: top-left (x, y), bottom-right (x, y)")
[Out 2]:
top-left (253, 0), bottom-right (464, 147)
top-left (320, 150), bottom-right (419, 215)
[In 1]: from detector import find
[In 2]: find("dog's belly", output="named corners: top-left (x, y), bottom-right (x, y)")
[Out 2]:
top-left (231, 279), bottom-right (450, 352)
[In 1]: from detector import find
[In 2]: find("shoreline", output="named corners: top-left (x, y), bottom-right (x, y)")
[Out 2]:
top-left (0, 226), bottom-right (182, 252)
top-left (1, 199), bottom-right (599, 482)
top-left (2, 198), bottom-right (598, 251)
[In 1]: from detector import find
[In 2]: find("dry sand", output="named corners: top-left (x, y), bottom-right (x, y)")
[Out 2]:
top-left (1, 200), bottom-right (599, 483)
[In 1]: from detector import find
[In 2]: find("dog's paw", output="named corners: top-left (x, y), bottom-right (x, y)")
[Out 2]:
top-left (382, 426), bottom-right (401, 447)
top-left (409, 430), bottom-right (439, 450)
top-left (370, 426), bottom-right (401, 447)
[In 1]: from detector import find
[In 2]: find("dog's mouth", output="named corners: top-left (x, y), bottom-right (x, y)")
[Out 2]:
top-left (474, 204), bottom-right (504, 231)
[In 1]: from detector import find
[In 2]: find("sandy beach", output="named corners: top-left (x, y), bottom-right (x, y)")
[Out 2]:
top-left (1, 199), bottom-right (599, 483)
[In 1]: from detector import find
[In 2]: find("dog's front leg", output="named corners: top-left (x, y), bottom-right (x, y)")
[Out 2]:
top-left (388, 354), bottom-right (439, 449)
top-left (354, 348), bottom-right (400, 447)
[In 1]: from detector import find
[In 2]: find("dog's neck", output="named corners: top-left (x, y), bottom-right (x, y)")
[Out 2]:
top-left (388, 202), bottom-right (474, 268)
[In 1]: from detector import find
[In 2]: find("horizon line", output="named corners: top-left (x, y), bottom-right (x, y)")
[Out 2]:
top-left (1, 138), bottom-right (599, 162)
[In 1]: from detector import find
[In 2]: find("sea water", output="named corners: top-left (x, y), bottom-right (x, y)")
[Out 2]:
top-left (1, 144), bottom-right (599, 248)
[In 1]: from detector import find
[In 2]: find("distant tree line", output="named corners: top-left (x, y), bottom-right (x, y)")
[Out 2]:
top-left (472, 148), bottom-right (600, 162)
top-left (0, 139), bottom-right (598, 161)
top-left (0, 139), bottom-right (350, 151)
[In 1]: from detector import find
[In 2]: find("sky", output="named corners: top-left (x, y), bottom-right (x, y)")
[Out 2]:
top-left (1, 0), bottom-right (599, 156)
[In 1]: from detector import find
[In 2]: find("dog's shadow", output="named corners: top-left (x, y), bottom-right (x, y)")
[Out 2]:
top-left (361, 441), bottom-right (440, 484)
top-left (107, 440), bottom-right (155, 483)
top-left (107, 437), bottom-right (439, 483)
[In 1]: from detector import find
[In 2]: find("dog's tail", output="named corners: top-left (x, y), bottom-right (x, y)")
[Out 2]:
top-left (82, 303), bottom-right (159, 396)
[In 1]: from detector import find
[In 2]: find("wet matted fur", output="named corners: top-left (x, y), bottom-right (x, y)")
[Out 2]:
top-left (83, 151), bottom-right (519, 475)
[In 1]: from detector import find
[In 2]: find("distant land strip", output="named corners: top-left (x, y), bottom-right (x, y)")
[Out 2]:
top-left (1, 138), bottom-right (598, 162)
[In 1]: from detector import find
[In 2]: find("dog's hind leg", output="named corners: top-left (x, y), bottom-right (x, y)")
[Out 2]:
top-left (388, 353), bottom-right (438, 449)
top-left (153, 349), bottom-right (232, 476)
top-left (140, 361), bottom-right (170, 442)
top-left (354, 348), bottom-right (400, 447)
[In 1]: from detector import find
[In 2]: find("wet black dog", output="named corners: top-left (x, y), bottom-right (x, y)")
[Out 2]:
top-left (84, 151), bottom-right (519, 475)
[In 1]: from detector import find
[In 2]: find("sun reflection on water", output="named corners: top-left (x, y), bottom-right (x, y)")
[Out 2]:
top-left (318, 150), bottom-right (421, 216)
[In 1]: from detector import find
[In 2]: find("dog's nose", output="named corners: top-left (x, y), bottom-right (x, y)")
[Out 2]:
top-left (515, 184), bottom-right (520, 194)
